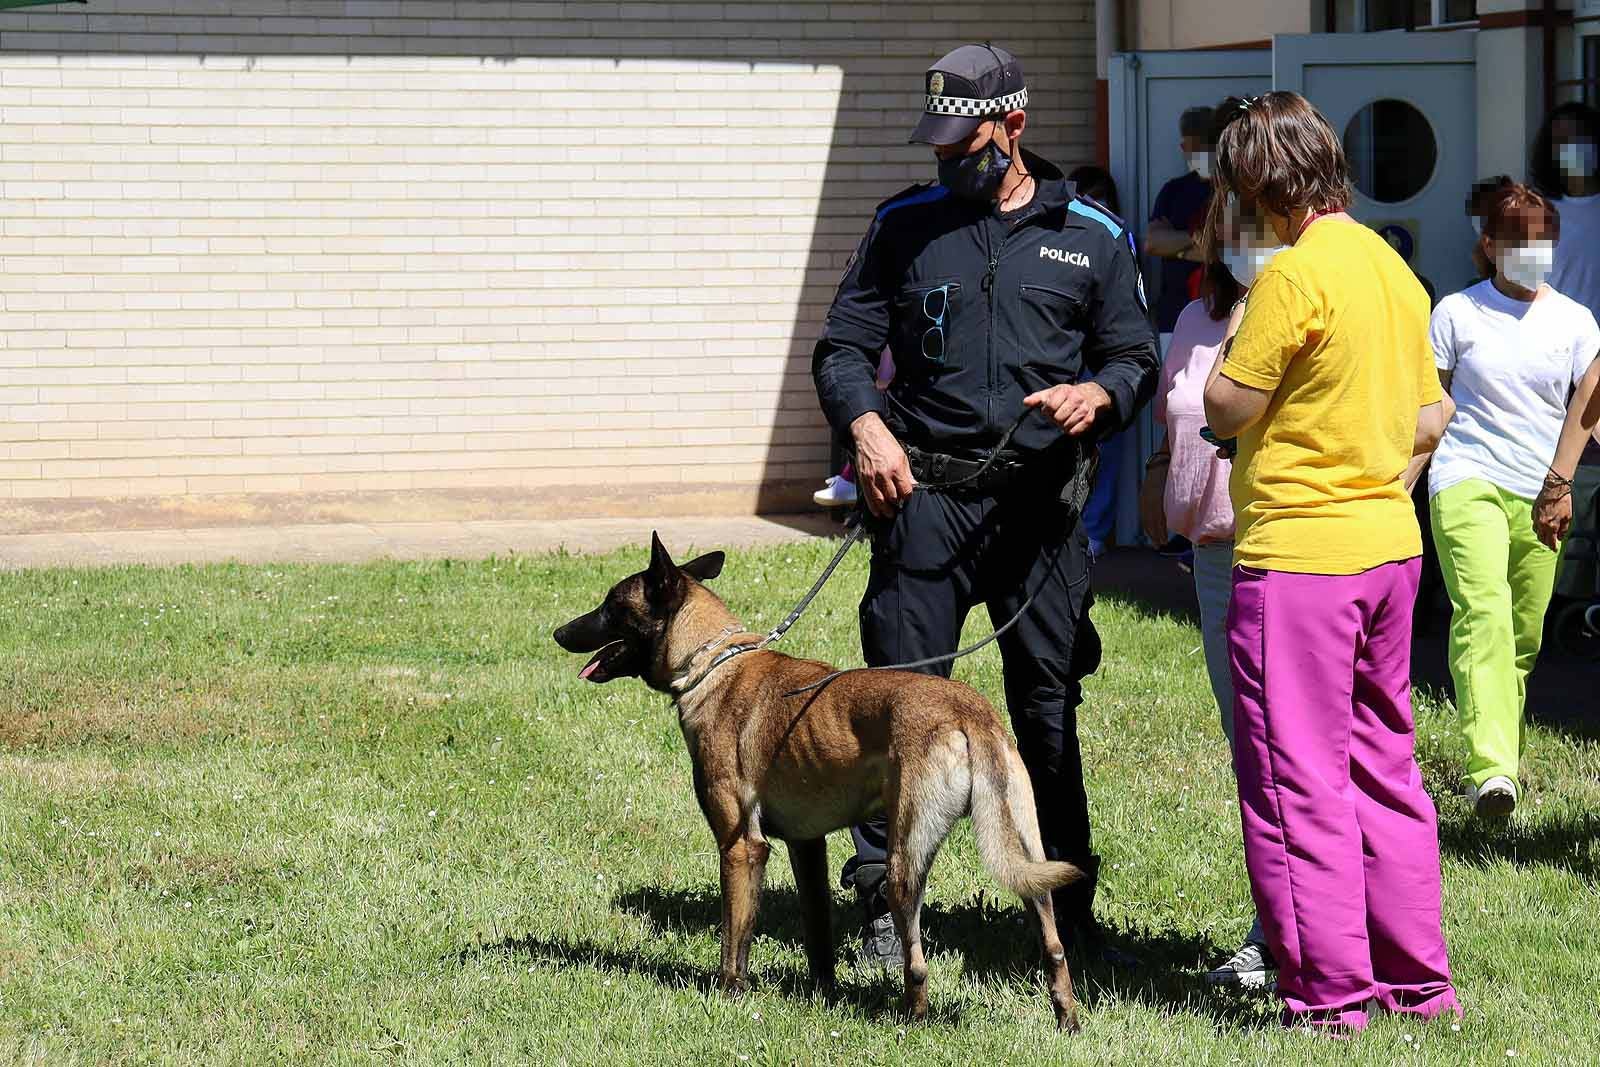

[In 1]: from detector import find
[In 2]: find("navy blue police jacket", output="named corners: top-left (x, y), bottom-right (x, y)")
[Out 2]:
top-left (813, 151), bottom-right (1159, 459)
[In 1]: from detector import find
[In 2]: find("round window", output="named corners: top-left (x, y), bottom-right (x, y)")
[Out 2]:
top-left (1342, 99), bottom-right (1437, 204)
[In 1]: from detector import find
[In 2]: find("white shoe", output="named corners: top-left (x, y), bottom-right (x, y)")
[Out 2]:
top-left (1204, 939), bottom-right (1277, 991)
top-left (1469, 775), bottom-right (1518, 819)
top-left (813, 475), bottom-right (857, 508)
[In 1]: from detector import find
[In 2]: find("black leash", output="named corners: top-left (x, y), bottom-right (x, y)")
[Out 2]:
top-left (782, 435), bottom-right (1097, 697)
top-left (782, 534), bottom-right (1073, 697)
top-left (761, 515), bottom-right (869, 647)
top-left (759, 406), bottom-right (1043, 648)
top-left (672, 409), bottom-right (1098, 700)
top-left (671, 513), bottom-right (870, 697)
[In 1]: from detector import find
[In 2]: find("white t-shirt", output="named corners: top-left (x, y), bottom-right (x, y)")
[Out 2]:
top-left (1429, 279), bottom-right (1600, 500)
top-left (1552, 194), bottom-right (1600, 317)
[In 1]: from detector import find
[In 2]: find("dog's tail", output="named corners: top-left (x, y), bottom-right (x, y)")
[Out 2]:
top-left (969, 730), bottom-right (1085, 900)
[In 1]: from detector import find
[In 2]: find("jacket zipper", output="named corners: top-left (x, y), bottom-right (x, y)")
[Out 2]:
top-left (982, 218), bottom-right (999, 434)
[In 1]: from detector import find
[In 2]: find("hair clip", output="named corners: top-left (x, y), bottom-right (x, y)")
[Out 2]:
top-left (1237, 95), bottom-right (1261, 113)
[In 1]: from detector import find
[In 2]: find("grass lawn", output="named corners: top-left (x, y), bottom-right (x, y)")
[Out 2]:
top-left (2, 539), bottom-right (1597, 1065)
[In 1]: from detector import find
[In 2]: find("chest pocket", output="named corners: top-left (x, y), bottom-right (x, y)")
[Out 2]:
top-left (893, 279), bottom-right (963, 370)
top-left (1020, 281), bottom-right (1089, 337)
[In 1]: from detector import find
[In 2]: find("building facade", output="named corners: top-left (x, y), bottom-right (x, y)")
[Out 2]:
top-left (4, 1), bottom-right (1594, 528)
top-left (0, 1), bottom-right (1099, 529)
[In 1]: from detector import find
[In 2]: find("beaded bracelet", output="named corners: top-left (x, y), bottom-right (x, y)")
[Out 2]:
top-left (1540, 469), bottom-right (1574, 502)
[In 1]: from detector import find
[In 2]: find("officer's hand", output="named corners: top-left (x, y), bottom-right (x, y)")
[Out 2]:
top-left (1024, 382), bottom-right (1112, 437)
top-left (850, 412), bottom-right (915, 519)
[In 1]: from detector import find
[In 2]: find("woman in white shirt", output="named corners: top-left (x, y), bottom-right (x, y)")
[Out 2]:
top-left (1531, 102), bottom-right (1600, 579)
top-left (1533, 102), bottom-right (1600, 314)
top-left (1428, 182), bottom-right (1600, 819)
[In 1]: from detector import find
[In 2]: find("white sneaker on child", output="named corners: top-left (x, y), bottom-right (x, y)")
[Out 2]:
top-left (1204, 939), bottom-right (1277, 990)
top-left (813, 475), bottom-right (858, 508)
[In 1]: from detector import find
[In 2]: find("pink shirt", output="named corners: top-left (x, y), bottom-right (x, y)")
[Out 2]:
top-left (1155, 299), bottom-right (1237, 545)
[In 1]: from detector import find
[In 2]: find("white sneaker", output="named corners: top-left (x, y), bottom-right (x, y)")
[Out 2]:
top-left (1204, 939), bottom-right (1278, 991)
top-left (1470, 775), bottom-right (1518, 819)
top-left (813, 475), bottom-right (857, 508)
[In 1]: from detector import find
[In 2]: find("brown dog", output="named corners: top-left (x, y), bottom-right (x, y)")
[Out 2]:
top-left (553, 534), bottom-right (1083, 1029)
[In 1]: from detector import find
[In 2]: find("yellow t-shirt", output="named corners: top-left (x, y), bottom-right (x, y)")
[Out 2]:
top-left (1221, 219), bottom-right (1442, 575)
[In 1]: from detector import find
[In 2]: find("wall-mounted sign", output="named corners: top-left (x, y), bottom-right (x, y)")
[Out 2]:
top-left (1372, 220), bottom-right (1420, 264)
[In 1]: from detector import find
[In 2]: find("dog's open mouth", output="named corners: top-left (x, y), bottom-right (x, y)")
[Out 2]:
top-left (578, 640), bottom-right (631, 683)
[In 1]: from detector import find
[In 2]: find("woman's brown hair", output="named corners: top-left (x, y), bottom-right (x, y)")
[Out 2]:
top-left (1469, 175), bottom-right (1514, 278)
top-left (1482, 181), bottom-right (1560, 246)
top-left (1194, 97), bottom-right (1248, 320)
top-left (1213, 91), bottom-right (1352, 220)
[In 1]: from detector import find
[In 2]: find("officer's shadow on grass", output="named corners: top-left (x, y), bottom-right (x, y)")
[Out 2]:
top-left (592, 884), bottom-right (1279, 1029)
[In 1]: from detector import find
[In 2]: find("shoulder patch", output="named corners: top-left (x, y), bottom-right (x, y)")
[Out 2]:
top-left (875, 183), bottom-right (948, 222)
top-left (1068, 197), bottom-right (1124, 239)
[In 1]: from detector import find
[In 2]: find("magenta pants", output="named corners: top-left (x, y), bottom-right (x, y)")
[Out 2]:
top-left (1227, 558), bottom-right (1459, 1031)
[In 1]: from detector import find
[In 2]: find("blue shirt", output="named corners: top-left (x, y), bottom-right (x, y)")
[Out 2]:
top-left (1149, 171), bottom-right (1212, 333)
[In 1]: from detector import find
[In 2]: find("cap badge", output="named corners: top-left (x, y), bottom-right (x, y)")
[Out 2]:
top-left (929, 72), bottom-right (944, 96)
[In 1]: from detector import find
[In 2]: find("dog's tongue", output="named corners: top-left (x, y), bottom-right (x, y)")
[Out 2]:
top-left (579, 641), bottom-right (621, 681)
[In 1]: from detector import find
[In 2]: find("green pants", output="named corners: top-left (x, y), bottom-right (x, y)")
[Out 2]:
top-left (1430, 479), bottom-right (1560, 792)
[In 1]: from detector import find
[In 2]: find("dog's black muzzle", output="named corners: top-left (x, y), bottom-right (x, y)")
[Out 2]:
top-left (553, 608), bottom-right (609, 653)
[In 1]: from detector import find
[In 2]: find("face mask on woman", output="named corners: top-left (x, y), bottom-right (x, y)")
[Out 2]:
top-left (1557, 140), bottom-right (1598, 181)
top-left (1495, 241), bottom-right (1555, 291)
top-left (1221, 241), bottom-right (1288, 288)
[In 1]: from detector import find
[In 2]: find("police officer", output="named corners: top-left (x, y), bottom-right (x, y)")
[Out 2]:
top-left (812, 44), bottom-right (1159, 967)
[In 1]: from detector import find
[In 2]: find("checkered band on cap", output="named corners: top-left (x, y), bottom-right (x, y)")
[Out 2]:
top-left (923, 87), bottom-right (1028, 118)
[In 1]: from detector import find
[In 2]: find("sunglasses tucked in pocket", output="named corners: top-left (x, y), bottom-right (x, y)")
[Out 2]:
top-left (899, 281), bottom-right (962, 366)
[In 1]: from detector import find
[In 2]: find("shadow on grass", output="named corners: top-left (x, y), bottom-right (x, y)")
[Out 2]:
top-left (602, 884), bottom-right (1277, 1029)
top-left (1088, 549), bottom-right (1201, 629)
top-left (1436, 808), bottom-right (1600, 881)
top-left (457, 925), bottom-right (946, 1023)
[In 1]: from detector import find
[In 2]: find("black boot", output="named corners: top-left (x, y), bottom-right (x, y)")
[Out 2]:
top-left (849, 863), bottom-right (903, 971)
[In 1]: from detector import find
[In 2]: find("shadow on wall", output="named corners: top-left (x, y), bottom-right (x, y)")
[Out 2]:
top-left (0, 1), bottom-right (1096, 515)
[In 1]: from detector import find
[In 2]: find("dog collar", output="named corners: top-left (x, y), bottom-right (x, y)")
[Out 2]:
top-left (669, 625), bottom-right (762, 698)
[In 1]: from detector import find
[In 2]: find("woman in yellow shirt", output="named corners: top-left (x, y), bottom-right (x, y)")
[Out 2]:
top-left (1200, 92), bottom-right (1458, 1034)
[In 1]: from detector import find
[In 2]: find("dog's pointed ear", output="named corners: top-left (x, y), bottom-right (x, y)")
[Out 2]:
top-left (645, 531), bottom-right (681, 600)
top-left (680, 550), bottom-right (725, 582)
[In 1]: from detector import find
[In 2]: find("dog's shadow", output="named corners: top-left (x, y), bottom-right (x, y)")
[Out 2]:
top-left (461, 885), bottom-right (1276, 1028)
top-left (585, 884), bottom-right (1278, 1028)
top-left (459, 911), bottom-right (946, 1023)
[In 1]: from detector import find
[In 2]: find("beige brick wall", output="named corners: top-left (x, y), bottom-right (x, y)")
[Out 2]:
top-left (0, 1), bottom-right (1095, 522)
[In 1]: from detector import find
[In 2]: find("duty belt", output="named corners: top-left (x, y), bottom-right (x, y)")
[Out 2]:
top-left (903, 444), bottom-right (1033, 494)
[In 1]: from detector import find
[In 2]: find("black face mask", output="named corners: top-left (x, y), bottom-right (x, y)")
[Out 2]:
top-left (938, 124), bottom-right (1012, 201)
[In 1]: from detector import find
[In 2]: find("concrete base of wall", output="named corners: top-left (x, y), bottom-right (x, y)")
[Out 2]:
top-left (0, 481), bottom-right (821, 535)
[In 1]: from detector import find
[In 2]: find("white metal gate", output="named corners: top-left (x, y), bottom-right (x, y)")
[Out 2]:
top-left (1106, 31), bottom-right (1478, 545)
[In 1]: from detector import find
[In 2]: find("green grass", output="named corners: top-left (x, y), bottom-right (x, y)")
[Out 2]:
top-left (1, 541), bottom-right (1597, 1065)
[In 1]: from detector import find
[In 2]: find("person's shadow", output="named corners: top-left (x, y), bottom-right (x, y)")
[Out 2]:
top-left (460, 883), bottom-right (1280, 1030)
